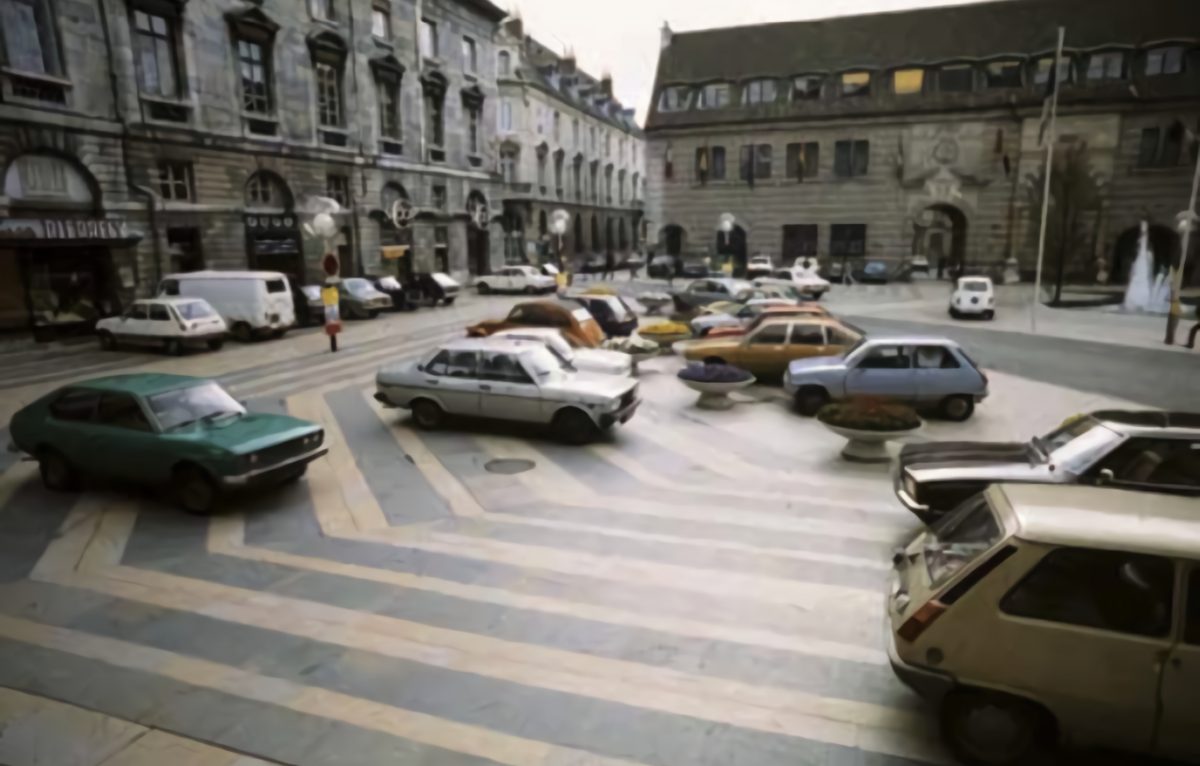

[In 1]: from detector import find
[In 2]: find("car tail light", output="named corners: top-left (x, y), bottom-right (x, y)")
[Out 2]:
top-left (898, 600), bottom-right (946, 642)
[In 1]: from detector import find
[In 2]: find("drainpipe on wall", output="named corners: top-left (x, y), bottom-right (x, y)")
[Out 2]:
top-left (414, 0), bottom-right (426, 164)
top-left (96, 0), bottom-right (162, 294)
top-left (347, 0), bottom-right (365, 276)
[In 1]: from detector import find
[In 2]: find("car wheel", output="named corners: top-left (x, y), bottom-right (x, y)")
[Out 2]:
top-left (163, 338), bottom-right (183, 356)
top-left (793, 386), bottom-right (830, 417)
top-left (207, 339), bottom-right (225, 351)
top-left (524, 285), bottom-right (537, 295)
top-left (949, 307), bottom-right (961, 319)
top-left (477, 283), bottom-right (491, 295)
top-left (174, 465), bottom-right (218, 515)
top-left (941, 690), bottom-right (1050, 766)
top-left (553, 408), bottom-right (598, 445)
top-left (232, 322), bottom-right (253, 343)
top-left (939, 394), bottom-right (975, 422)
top-left (984, 310), bottom-right (995, 320)
top-left (38, 448), bottom-right (79, 492)
top-left (98, 331), bottom-right (117, 351)
top-left (368, 310), bottom-right (380, 319)
top-left (444, 298), bottom-right (456, 306)
top-left (411, 399), bottom-right (444, 430)
top-left (282, 464), bottom-right (308, 484)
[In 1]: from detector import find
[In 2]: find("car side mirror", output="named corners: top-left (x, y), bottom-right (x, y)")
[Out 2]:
top-left (416, 364), bottom-right (424, 372)
top-left (1097, 468), bottom-right (1115, 485)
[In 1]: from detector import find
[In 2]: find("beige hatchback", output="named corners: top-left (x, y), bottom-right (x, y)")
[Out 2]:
top-left (888, 483), bottom-right (1200, 765)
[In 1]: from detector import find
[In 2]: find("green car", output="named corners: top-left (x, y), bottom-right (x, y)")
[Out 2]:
top-left (8, 373), bottom-right (327, 514)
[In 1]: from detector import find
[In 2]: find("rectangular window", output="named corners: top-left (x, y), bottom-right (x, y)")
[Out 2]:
top-left (572, 118), bottom-right (579, 147)
top-left (500, 152), bottom-right (516, 184)
top-left (426, 93), bottom-right (444, 147)
top-left (791, 75), bottom-right (821, 101)
top-left (378, 79), bottom-right (400, 140)
top-left (553, 111), bottom-right (560, 141)
top-left (468, 106), bottom-right (480, 154)
top-left (840, 71), bottom-right (870, 97)
top-left (892, 68), bottom-right (924, 95)
top-left (985, 60), bottom-right (1023, 88)
top-left (1138, 125), bottom-right (1184, 168)
top-left (497, 50), bottom-right (510, 76)
top-left (698, 83), bottom-right (730, 109)
top-left (1001, 547), bottom-right (1174, 637)
top-left (315, 61), bottom-right (341, 126)
top-left (462, 36), bottom-right (477, 73)
top-left (325, 174), bottom-right (349, 207)
top-left (371, 5), bottom-right (389, 39)
top-left (833, 140), bottom-right (869, 177)
top-left (419, 18), bottom-right (437, 58)
top-left (0, 0), bottom-right (62, 76)
top-left (132, 10), bottom-right (179, 98)
top-left (431, 185), bottom-right (446, 210)
top-left (740, 144), bottom-right (771, 181)
top-left (657, 86), bottom-right (689, 112)
top-left (236, 38), bottom-right (271, 114)
top-left (786, 142), bottom-right (819, 180)
top-left (711, 146), bottom-right (726, 180)
top-left (938, 64), bottom-right (974, 92)
top-left (309, 0), bottom-right (332, 21)
top-left (1034, 56), bottom-right (1072, 86)
top-left (830, 224), bottom-right (866, 257)
top-left (694, 147), bottom-right (709, 183)
top-left (499, 99), bottom-right (513, 131)
top-left (1087, 51), bottom-right (1125, 81)
top-left (157, 161), bottom-right (194, 201)
top-left (742, 79), bottom-right (777, 105)
top-left (781, 224), bottom-right (818, 258)
top-left (1145, 46), bottom-right (1185, 76)
top-left (434, 226), bottom-right (449, 272)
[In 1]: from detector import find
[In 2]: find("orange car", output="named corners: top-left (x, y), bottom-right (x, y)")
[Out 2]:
top-left (705, 304), bottom-right (830, 339)
top-left (466, 300), bottom-right (605, 347)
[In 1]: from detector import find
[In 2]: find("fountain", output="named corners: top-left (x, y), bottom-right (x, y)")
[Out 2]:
top-left (1122, 221), bottom-right (1172, 313)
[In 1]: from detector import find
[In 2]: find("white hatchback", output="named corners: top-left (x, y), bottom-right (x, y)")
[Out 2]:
top-left (96, 297), bottom-right (227, 354)
top-left (950, 276), bottom-right (995, 319)
top-left (493, 327), bottom-right (633, 376)
top-left (475, 266), bottom-right (557, 295)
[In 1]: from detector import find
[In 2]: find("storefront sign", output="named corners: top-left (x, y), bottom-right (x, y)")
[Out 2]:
top-left (381, 245), bottom-right (408, 260)
top-left (0, 218), bottom-right (130, 241)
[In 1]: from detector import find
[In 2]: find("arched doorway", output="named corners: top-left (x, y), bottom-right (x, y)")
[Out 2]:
top-left (715, 225), bottom-right (747, 277)
top-left (380, 182), bottom-right (415, 282)
top-left (661, 224), bottom-right (685, 256)
top-left (466, 190), bottom-right (490, 276)
top-left (1111, 224), bottom-right (1178, 285)
top-left (590, 216), bottom-right (600, 252)
top-left (573, 213), bottom-right (584, 254)
top-left (501, 209), bottom-right (524, 265)
top-left (244, 170), bottom-right (303, 283)
top-left (913, 204), bottom-right (967, 280)
top-left (618, 219), bottom-right (628, 252)
top-left (605, 218), bottom-right (614, 254)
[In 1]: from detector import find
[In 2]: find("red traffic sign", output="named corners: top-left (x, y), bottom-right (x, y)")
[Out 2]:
top-left (322, 253), bottom-right (340, 277)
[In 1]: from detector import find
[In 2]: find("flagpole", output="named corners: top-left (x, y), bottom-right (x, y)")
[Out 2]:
top-left (1031, 26), bottom-right (1065, 333)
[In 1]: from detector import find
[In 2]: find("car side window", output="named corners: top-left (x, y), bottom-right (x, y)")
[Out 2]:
top-left (1001, 547), bottom-right (1175, 638)
top-left (426, 350), bottom-right (477, 378)
top-left (827, 328), bottom-right (858, 346)
top-left (790, 323), bottom-right (825, 345)
top-left (148, 304), bottom-right (171, 322)
top-left (49, 390), bottom-right (100, 422)
top-left (124, 304), bottom-right (148, 320)
top-left (479, 352), bottom-right (534, 384)
top-left (750, 324), bottom-right (788, 345)
top-left (95, 394), bottom-right (153, 432)
top-left (857, 346), bottom-right (910, 369)
top-left (914, 346), bottom-right (959, 369)
top-left (1185, 567), bottom-right (1200, 645)
top-left (1093, 437), bottom-right (1200, 488)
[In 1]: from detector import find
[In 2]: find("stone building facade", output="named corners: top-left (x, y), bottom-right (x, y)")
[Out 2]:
top-left (644, 0), bottom-right (1200, 284)
top-left (0, 0), bottom-right (507, 338)
top-left (493, 18), bottom-right (645, 272)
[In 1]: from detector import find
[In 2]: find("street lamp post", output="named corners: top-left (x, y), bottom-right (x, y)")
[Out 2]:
top-left (1165, 146), bottom-right (1200, 345)
top-left (718, 212), bottom-right (735, 275)
top-left (303, 198), bottom-right (343, 353)
top-left (550, 208), bottom-right (569, 288)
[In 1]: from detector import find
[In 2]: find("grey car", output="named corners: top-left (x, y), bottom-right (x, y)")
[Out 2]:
top-left (784, 336), bottom-right (988, 420)
top-left (670, 278), bottom-right (756, 314)
top-left (896, 410), bottom-right (1200, 524)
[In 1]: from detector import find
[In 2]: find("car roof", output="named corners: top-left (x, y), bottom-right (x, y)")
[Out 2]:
top-left (959, 276), bottom-right (992, 283)
top-left (163, 270), bottom-right (288, 281)
top-left (1088, 410), bottom-right (1200, 437)
top-left (755, 315), bottom-right (842, 328)
top-left (994, 484), bottom-right (1200, 560)
top-left (494, 327), bottom-right (560, 339)
top-left (70, 373), bottom-right (206, 396)
top-left (860, 336), bottom-right (961, 347)
top-left (134, 296), bottom-right (211, 305)
top-left (438, 337), bottom-right (544, 354)
top-left (761, 304), bottom-right (825, 314)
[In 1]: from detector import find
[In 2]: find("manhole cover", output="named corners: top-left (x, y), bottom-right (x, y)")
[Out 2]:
top-left (484, 458), bottom-right (536, 475)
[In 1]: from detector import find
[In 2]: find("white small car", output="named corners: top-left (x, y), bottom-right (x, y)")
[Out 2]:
top-left (746, 255), bottom-right (774, 277)
top-left (374, 337), bottom-right (640, 443)
top-left (96, 297), bottom-right (227, 354)
top-left (475, 266), bottom-right (557, 295)
top-left (492, 328), bottom-right (633, 376)
top-left (949, 276), bottom-right (995, 319)
top-left (760, 268), bottom-right (830, 299)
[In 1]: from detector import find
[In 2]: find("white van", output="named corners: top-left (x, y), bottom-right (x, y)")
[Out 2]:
top-left (159, 271), bottom-right (295, 341)
top-left (889, 483), bottom-right (1200, 765)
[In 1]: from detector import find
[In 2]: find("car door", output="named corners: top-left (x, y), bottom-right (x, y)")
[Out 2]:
top-left (912, 344), bottom-right (960, 405)
top-left (778, 321), bottom-right (829, 372)
top-left (995, 546), bottom-right (1175, 754)
top-left (735, 322), bottom-right (789, 374)
top-left (84, 393), bottom-right (164, 482)
top-left (496, 267), bottom-right (517, 292)
top-left (844, 344), bottom-right (915, 399)
top-left (477, 350), bottom-right (543, 422)
top-left (1087, 437), bottom-right (1200, 495)
top-left (115, 303), bottom-right (149, 344)
top-left (423, 350), bottom-right (482, 416)
top-left (145, 302), bottom-right (176, 344)
top-left (1156, 563), bottom-right (1200, 761)
top-left (45, 389), bottom-right (101, 469)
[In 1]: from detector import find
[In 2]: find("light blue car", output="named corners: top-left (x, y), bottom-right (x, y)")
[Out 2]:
top-left (783, 336), bottom-right (989, 421)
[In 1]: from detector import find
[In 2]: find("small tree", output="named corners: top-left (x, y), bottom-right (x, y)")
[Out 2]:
top-left (1025, 142), bottom-right (1103, 303)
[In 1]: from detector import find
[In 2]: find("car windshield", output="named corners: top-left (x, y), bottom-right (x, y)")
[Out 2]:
top-left (962, 280), bottom-right (990, 292)
top-left (841, 336), bottom-right (869, 358)
top-left (377, 276), bottom-right (402, 290)
top-left (925, 495), bottom-right (1003, 587)
top-left (524, 346), bottom-right (567, 383)
top-left (175, 301), bottom-right (214, 320)
top-left (602, 297), bottom-right (631, 321)
top-left (343, 278), bottom-right (373, 294)
top-left (149, 382), bottom-right (245, 431)
top-left (1032, 416), bottom-right (1100, 456)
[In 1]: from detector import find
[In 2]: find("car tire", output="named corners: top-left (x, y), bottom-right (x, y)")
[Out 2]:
top-left (949, 307), bottom-right (961, 319)
top-left (553, 407), bottom-right (598, 445)
top-left (38, 448), bottom-right (79, 492)
top-left (232, 323), bottom-right (253, 343)
top-left (411, 399), bottom-right (444, 430)
top-left (174, 465), bottom-right (218, 515)
top-left (163, 338), bottom-right (183, 356)
top-left (207, 339), bottom-right (224, 351)
top-left (282, 464), bottom-right (308, 484)
top-left (940, 690), bottom-right (1051, 766)
top-left (368, 310), bottom-right (380, 320)
top-left (477, 283), bottom-right (491, 295)
top-left (98, 331), bottom-right (117, 351)
top-left (939, 394), bottom-right (975, 422)
top-left (984, 310), bottom-right (995, 320)
top-left (793, 386), bottom-right (831, 417)
top-left (444, 298), bottom-right (456, 306)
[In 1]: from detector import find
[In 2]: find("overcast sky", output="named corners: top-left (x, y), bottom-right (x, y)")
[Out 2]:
top-left (505, 0), bottom-right (992, 122)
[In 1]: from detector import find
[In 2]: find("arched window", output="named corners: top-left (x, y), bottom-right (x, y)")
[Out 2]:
top-left (498, 50), bottom-right (511, 76)
top-left (3, 153), bottom-right (97, 207)
top-left (245, 171), bottom-right (291, 209)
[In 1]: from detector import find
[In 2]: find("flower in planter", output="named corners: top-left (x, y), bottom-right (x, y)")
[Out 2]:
top-left (583, 285), bottom-right (617, 296)
top-left (640, 321), bottom-right (691, 336)
top-left (603, 335), bottom-right (659, 354)
top-left (817, 398), bottom-right (921, 432)
top-left (677, 363), bottom-right (753, 384)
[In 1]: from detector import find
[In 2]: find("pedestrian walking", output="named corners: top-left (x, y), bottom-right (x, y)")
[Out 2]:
top-left (603, 251), bottom-right (614, 281)
top-left (1185, 303), bottom-right (1200, 349)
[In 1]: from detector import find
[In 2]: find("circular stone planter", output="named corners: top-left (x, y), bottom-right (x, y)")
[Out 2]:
top-left (680, 377), bottom-right (756, 410)
top-left (628, 350), bottom-right (659, 374)
top-left (642, 332), bottom-right (692, 350)
top-left (639, 297), bottom-right (672, 316)
top-left (822, 423), bottom-right (921, 463)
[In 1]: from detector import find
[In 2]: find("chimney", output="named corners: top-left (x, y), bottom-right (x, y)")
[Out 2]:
top-left (503, 15), bottom-right (523, 39)
top-left (660, 21), bottom-right (672, 50)
top-left (560, 49), bottom-right (576, 76)
top-left (600, 73), bottom-right (613, 97)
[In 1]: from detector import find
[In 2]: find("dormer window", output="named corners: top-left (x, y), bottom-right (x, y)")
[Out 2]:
top-left (892, 68), bottom-right (924, 95)
top-left (984, 60), bottom-right (1023, 88)
top-left (937, 64), bottom-right (974, 92)
top-left (1145, 46), bottom-right (1185, 76)
top-left (840, 71), bottom-right (870, 97)
top-left (742, 79), bottom-right (777, 105)
top-left (791, 75), bottom-right (822, 101)
top-left (697, 83), bottom-right (729, 109)
top-left (1086, 51), bottom-right (1125, 81)
top-left (657, 85), bottom-right (690, 112)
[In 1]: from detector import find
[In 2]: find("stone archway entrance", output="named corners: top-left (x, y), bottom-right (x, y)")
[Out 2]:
top-left (661, 224), bottom-right (685, 256)
top-left (913, 204), bottom-right (967, 279)
top-left (1111, 224), bottom-right (1177, 285)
